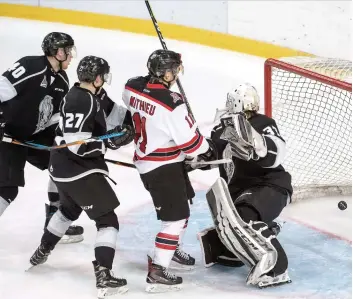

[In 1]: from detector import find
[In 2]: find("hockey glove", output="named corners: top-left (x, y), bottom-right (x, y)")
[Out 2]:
top-left (185, 139), bottom-right (218, 172)
top-left (0, 111), bottom-right (5, 143)
top-left (199, 138), bottom-right (218, 162)
top-left (105, 124), bottom-right (135, 150)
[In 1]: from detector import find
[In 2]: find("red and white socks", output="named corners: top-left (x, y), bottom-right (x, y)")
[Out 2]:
top-left (153, 219), bottom-right (185, 267)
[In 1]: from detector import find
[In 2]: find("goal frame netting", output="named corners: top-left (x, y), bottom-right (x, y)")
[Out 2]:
top-left (264, 57), bottom-right (352, 201)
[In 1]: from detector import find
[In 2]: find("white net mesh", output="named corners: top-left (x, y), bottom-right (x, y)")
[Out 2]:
top-left (266, 57), bottom-right (352, 201)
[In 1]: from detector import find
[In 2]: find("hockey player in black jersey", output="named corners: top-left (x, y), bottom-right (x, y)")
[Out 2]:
top-left (29, 56), bottom-right (134, 298)
top-left (0, 32), bottom-right (84, 243)
top-left (197, 83), bottom-right (292, 288)
top-left (123, 50), bottom-right (217, 292)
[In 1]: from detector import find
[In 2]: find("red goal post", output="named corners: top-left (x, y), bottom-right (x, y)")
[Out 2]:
top-left (264, 57), bottom-right (352, 201)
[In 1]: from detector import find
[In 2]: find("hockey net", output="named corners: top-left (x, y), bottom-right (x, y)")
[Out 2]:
top-left (264, 57), bottom-right (352, 201)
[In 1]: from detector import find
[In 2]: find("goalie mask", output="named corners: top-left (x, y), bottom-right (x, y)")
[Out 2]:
top-left (226, 83), bottom-right (260, 114)
top-left (213, 83), bottom-right (260, 122)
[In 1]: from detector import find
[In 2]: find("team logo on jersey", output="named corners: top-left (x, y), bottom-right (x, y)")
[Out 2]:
top-left (171, 92), bottom-right (182, 104)
top-left (34, 95), bottom-right (54, 134)
top-left (96, 100), bottom-right (100, 112)
top-left (40, 76), bottom-right (48, 88)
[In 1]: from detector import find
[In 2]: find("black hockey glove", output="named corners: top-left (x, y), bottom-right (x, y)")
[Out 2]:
top-left (0, 111), bottom-right (5, 143)
top-left (105, 124), bottom-right (135, 150)
top-left (184, 139), bottom-right (218, 172)
top-left (199, 138), bottom-right (218, 162)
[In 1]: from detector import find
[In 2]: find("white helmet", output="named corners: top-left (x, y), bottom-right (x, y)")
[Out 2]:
top-left (226, 83), bottom-right (260, 114)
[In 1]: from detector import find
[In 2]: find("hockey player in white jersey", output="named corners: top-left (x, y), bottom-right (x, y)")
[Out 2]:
top-left (123, 49), bottom-right (217, 292)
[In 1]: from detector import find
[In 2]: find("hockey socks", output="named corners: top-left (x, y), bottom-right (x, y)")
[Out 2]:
top-left (153, 219), bottom-right (185, 267)
top-left (95, 227), bottom-right (118, 269)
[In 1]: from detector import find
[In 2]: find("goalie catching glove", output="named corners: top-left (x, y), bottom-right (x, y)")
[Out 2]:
top-left (105, 124), bottom-right (135, 150)
top-left (220, 113), bottom-right (267, 161)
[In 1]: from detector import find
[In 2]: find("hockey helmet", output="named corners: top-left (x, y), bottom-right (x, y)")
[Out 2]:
top-left (77, 56), bottom-right (112, 85)
top-left (226, 83), bottom-right (260, 114)
top-left (42, 32), bottom-right (76, 58)
top-left (147, 49), bottom-right (183, 78)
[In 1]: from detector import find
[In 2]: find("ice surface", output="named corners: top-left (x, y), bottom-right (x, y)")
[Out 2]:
top-left (0, 17), bottom-right (351, 299)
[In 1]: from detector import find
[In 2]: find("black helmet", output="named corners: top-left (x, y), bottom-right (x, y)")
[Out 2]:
top-left (41, 32), bottom-right (75, 56)
top-left (147, 49), bottom-right (182, 78)
top-left (77, 56), bottom-right (110, 83)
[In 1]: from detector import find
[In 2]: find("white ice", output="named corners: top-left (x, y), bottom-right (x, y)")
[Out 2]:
top-left (0, 17), bottom-right (351, 299)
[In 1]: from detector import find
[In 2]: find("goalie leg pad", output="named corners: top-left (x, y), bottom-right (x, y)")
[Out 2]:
top-left (197, 227), bottom-right (244, 268)
top-left (206, 178), bottom-right (280, 282)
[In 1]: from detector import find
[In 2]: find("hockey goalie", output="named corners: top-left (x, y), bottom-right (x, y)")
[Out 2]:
top-left (198, 83), bottom-right (293, 288)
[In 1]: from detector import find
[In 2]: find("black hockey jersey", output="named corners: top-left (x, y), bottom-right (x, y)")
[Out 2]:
top-left (211, 113), bottom-right (293, 196)
top-left (0, 55), bottom-right (69, 140)
top-left (49, 84), bottom-right (128, 182)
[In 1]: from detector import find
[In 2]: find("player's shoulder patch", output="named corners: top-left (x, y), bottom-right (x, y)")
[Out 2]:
top-left (170, 92), bottom-right (183, 104)
top-left (153, 90), bottom-right (185, 111)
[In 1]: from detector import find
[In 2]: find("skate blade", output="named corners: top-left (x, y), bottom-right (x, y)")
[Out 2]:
top-left (258, 279), bottom-right (292, 289)
top-left (26, 260), bottom-right (47, 272)
top-left (59, 235), bottom-right (84, 244)
top-left (97, 285), bottom-right (129, 298)
top-left (25, 264), bottom-right (36, 272)
top-left (145, 283), bottom-right (182, 293)
top-left (169, 260), bottom-right (195, 271)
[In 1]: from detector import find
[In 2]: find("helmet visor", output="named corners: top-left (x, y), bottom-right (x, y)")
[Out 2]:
top-left (103, 72), bottom-right (112, 85)
top-left (65, 45), bottom-right (77, 58)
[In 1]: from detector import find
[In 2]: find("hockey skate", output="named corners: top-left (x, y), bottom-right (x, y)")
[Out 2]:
top-left (45, 204), bottom-right (84, 244)
top-left (29, 242), bottom-right (53, 266)
top-left (92, 260), bottom-right (128, 298)
top-left (170, 245), bottom-right (195, 270)
top-left (146, 255), bottom-right (182, 293)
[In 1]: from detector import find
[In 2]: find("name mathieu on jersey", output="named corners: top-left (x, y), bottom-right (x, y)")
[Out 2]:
top-left (0, 56), bottom-right (69, 140)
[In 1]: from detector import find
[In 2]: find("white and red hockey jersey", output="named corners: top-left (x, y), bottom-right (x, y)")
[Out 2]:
top-left (122, 76), bottom-right (210, 174)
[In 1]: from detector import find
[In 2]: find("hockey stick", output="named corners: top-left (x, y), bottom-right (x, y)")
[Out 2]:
top-left (104, 158), bottom-right (136, 169)
top-left (186, 158), bottom-right (232, 166)
top-left (104, 158), bottom-right (231, 169)
top-left (2, 131), bottom-right (125, 151)
top-left (144, 1), bottom-right (196, 122)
